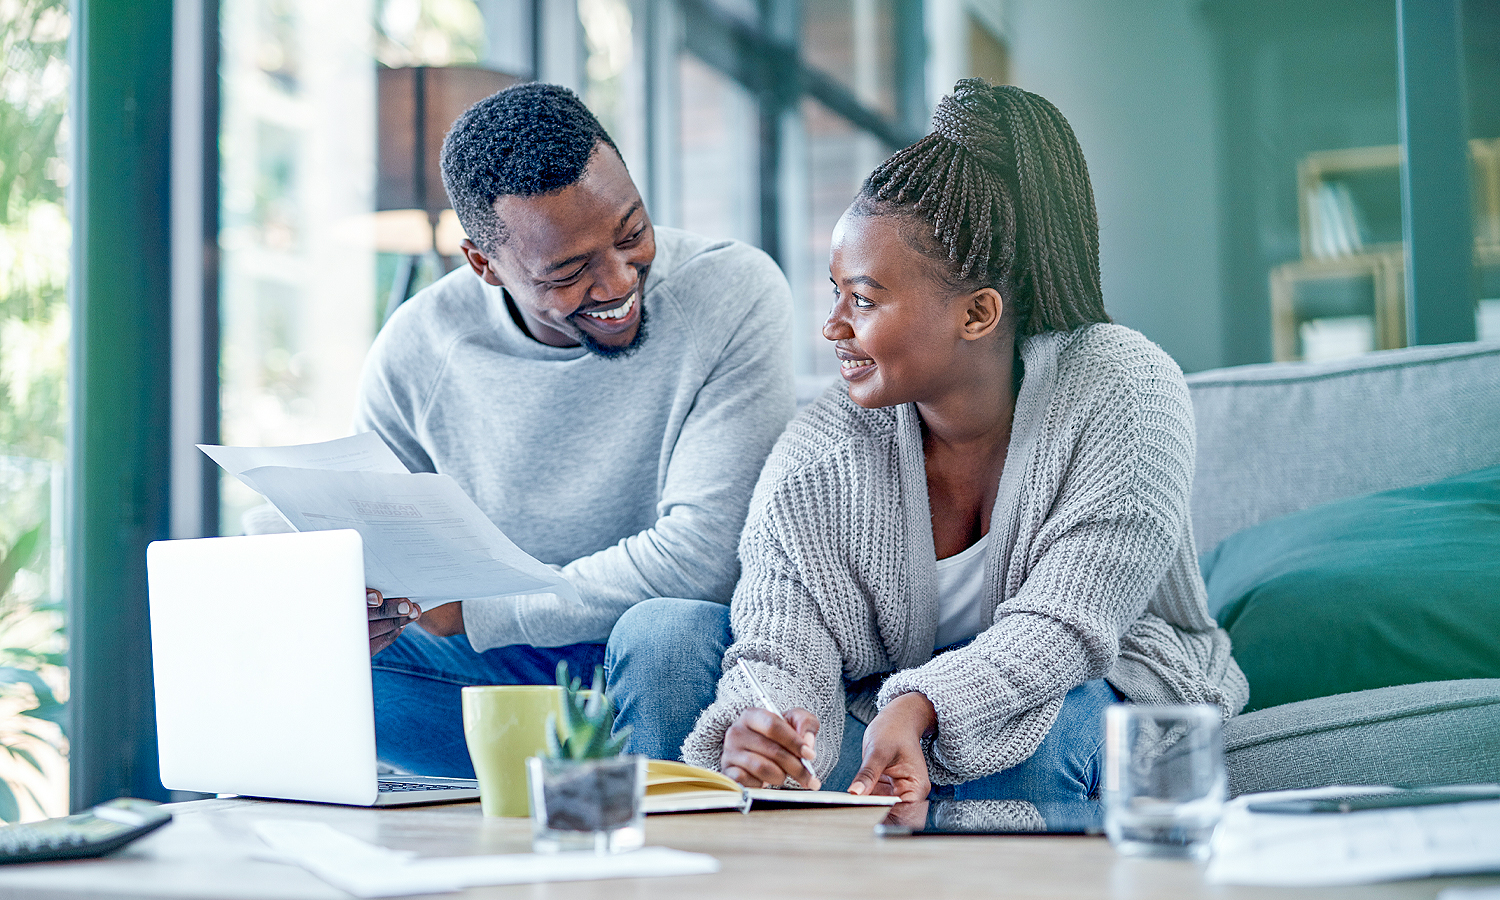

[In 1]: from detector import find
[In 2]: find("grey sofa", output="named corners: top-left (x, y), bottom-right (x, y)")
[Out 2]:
top-left (1186, 340), bottom-right (1500, 795)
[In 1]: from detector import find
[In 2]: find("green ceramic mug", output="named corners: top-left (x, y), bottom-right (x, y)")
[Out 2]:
top-left (461, 684), bottom-right (565, 817)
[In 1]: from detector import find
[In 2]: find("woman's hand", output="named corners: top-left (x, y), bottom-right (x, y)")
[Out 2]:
top-left (720, 707), bottom-right (822, 791)
top-left (367, 589), bottom-right (420, 656)
top-left (882, 799), bottom-right (931, 830)
top-left (848, 691), bottom-right (936, 802)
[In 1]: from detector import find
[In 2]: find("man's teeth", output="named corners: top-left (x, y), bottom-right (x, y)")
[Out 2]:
top-left (585, 293), bottom-right (635, 320)
top-left (841, 358), bottom-right (874, 370)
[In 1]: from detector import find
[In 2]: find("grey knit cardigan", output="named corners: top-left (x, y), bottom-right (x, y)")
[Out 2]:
top-left (681, 324), bottom-right (1248, 785)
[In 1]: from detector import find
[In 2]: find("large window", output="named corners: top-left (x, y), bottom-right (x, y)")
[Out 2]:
top-left (212, 0), bottom-right (927, 533)
top-left (677, 53), bottom-right (760, 246)
top-left (218, 0), bottom-right (383, 533)
top-left (673, 0), bottom-right (925, 378)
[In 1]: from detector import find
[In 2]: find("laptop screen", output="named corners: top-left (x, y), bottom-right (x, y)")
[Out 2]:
top-left (147, 530), bottom-right (383, 806)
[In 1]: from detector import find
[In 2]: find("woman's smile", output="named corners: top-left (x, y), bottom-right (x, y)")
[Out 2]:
top-left (837, 347), bottom-right (876, 379)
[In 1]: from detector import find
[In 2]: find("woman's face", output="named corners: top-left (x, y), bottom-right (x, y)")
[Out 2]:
top-left (825, 210), bottom-right (990, 410)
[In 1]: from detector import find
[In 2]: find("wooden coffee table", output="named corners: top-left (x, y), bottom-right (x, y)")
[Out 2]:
top-left (0, 797), bottom-right (1496, 898)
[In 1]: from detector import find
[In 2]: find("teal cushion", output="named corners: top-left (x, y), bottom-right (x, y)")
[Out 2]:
top-left (1200, 464), bottom-right (1500, 713)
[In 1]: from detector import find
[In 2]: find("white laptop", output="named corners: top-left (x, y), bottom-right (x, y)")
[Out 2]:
top-left (147, 529), bottom-right (481, 807)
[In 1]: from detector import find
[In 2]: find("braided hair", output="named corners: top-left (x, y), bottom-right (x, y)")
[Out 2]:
top-left (857, 80), bottom-right (1109, 337)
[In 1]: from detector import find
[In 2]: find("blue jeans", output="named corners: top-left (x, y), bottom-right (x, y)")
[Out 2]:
top-left (824, 677), bottom-right (1121, 823)
top-left (370, 597), bottom-right (731, 776)
top-left (603, 598), bottom-right (734, 760)
top-left (609, 598), bottom-right (1120, 815)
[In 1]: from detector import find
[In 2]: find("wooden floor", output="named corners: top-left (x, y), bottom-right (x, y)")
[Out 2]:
top-left (2, 796), bottom-right (1498, 899)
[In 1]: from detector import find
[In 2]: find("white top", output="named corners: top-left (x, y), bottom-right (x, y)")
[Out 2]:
top-left (934, 533), bottom-right (992, 650)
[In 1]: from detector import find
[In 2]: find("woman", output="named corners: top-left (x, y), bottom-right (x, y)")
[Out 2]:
top-left (674, 80), bottom-right (1247, 808)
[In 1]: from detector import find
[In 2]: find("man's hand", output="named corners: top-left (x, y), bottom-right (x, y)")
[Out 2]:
top-left (368, 589), bottom-right (420, 656)
top-left (720, 706), bottom-right (821, 791)
top-left (848, 691), bottom-right (936, 803)
top-left (416, 601), bottom-right (465, 637)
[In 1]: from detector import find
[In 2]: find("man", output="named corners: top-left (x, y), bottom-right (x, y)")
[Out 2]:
top-left (359, 83), bottom-right (794, 775)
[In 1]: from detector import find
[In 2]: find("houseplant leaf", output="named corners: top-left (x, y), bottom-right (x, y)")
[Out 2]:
top-left (0, 525), bottom-right (42, 599)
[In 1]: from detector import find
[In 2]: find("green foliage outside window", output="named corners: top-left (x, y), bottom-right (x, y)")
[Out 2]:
top-left (0, 0), bottom-right (72, 822)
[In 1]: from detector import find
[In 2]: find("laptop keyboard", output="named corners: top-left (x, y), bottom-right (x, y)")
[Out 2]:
top-left (378, 781), bottom-right (472, 793)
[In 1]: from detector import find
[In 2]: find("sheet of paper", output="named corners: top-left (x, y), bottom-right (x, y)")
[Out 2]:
top-left (199, 435), bottom-right (572, 605)
top-left (253, 820), bottom-right (448, 898)
top-left (1207, 786), bottom-right (1500, 886)
top-left (0, 816), bottom-right (347, 900)
top-left (241, 467), bottom-right (575, 605)
top-left (253, 820), bottom-right (720, 898)
top-left (199, 433), bottom-right (409, 477)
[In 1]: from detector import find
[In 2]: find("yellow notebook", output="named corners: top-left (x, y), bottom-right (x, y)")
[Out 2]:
top-left (644, 760), bottom-right (899, 814)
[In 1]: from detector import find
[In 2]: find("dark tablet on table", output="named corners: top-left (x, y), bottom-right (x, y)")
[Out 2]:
top-left (875, 799), bottom-right (1104, 837)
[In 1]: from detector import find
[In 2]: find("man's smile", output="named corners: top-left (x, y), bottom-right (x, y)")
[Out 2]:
top-left (581, 291), bottom-right (637, 321)
top-left (566, 268), bottom-right (651, 359)
top-left (569, 267), bottom-right (647, 346)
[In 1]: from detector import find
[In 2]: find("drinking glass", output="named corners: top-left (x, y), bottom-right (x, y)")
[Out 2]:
top-left (1103, 704), bottom-right (1226, 860)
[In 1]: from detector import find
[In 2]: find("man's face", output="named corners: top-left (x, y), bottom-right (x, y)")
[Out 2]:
top-left (461, 145), bottom-right (654, 356)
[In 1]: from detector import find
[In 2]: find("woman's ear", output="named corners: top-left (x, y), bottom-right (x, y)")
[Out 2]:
top-left (959, 287), bottom-right (1004, 340)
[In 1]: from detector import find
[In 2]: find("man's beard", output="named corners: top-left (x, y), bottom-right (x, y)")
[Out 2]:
top-left (577, 301), bottom-right (650, 360)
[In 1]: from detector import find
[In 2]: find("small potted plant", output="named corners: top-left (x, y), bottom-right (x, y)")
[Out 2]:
top-left (526, 662), bottom-right (646, 854)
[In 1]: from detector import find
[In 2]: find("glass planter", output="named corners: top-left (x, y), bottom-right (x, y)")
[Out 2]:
top-left (526, 754), bottom-right (646, 854)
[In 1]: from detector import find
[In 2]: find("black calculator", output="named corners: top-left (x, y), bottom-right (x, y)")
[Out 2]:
top-left (0, 798), bottom-right (172, 864)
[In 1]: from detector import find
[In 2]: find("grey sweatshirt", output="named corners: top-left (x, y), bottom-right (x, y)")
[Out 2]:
top-left (682, 324), bottom-right (1247, 784)
top-left (353, 227), bottom-right (796, 650)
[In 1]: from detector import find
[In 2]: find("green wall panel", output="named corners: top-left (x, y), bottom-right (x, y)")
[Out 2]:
top-left (67, 0), bottom-right (174, 809)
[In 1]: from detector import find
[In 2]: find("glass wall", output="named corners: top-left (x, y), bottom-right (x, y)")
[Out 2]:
top-left (677, 52), bottom-right (760, 245)
top-left (803, 0), bottom-right (899, 120)
top-left (1468, 1), bottom-right (1500, 344)
top-left (0, 0), bottom-right (71, 821)
top-left (1209, 0), bottom-right (1500, 364)
top-left (674, 0), bottom-right (919, 380)
top-left (800, 97), bottom-right (886, 375)
top-left (219, 0), bottom-right (382, 533)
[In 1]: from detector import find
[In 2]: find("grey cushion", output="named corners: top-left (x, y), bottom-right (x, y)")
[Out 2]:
top-left (1224, 679), bottom-right (1500, 796)
top-left (1187, 341), bottom-right (1500, 552)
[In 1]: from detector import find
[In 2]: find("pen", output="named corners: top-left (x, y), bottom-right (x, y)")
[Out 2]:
top-left (735, 659), bottom-right (820, 790)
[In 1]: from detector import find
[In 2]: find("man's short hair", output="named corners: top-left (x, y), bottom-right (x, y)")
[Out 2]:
top-left (440, 82), bottom-right (620, 255)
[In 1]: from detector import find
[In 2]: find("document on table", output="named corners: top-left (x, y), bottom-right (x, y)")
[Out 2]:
top-left (200, 434), bottom-right (575, 607)
top-left (0, 812), bottom-right (718, 900)
top-left (252, 820), bottom-right (719, 898)
top-left (1207, 785), bottom-right (1500, 886)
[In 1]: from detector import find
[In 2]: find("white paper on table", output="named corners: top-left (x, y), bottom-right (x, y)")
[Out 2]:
top-left (200, 432), bottom-right (410, 478)
top-left (252, 820), bottom-right (720, 898)
top-left (200, 435), bottom-right (574, 606)
top-left (1206, 786), bottom-right (1500, 887)
top-left (0, 815), bottom-right (347, 900)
